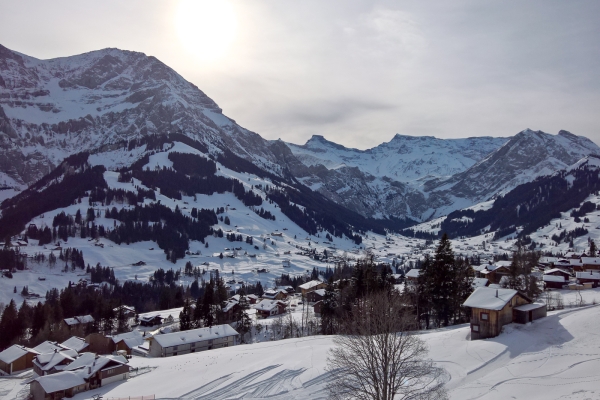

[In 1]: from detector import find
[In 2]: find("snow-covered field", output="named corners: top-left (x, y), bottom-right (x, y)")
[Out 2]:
top-left (3, 297), bottom-right (599, 399)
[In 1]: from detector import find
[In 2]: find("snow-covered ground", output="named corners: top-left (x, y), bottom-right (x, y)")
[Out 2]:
top-left (3, 298), bottom-right (599, 399)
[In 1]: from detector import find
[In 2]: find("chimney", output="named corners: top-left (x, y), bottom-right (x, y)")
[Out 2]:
top-left (496, 290), bottom-right (498, 298)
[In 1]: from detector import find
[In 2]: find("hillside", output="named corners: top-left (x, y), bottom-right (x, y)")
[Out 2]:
top-left (3, 295), bottom-right (598, 400)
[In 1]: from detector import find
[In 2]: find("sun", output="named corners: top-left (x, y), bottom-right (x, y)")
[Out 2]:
top-left (175, 0), bottom-right (237, 62)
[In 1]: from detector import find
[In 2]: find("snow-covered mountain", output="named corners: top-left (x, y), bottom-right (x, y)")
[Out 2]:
top-left (283, 129), bottom-right (600, 220)
top-left (0, 44), bottom-right (280, 188)
top-left (1, 43), bottom-right (599, 223)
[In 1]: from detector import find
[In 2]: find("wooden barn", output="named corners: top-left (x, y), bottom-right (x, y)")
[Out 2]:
top-left (543, 274), bottom-right (567, 289)
top-left (463, 287), bottom-right (544, 340)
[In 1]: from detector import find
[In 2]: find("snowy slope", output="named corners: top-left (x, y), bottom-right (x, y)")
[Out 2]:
top-left (2, 297), bottom-right (598, 399)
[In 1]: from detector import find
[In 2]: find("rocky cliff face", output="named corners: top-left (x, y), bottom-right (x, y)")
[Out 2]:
top-left (0, 44), bottom-right (279, 187)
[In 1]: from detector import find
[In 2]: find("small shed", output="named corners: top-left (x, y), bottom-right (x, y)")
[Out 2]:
top-left (463, 287), bottom-right (532, 340)
top-left (513, 303), bottom-right (547, 324)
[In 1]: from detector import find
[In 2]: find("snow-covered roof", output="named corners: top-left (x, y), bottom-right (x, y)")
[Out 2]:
top-left (472, 278), bottom-right (489, 288)
top-left (63, 315), bottom-right (94, 326)
top-left (32, 341), bottom-right (74, 355)
top-left (544, 268), bottom-right (570, 275)
top-left (472, 264), bottom-right (488, 272)
top-left (61, 336), bottom-right (88, 353)
top-left (576, 271), bottom-right (600, 280)
top-left (313, 289), bottom-right (326, 296)
top-left (298, 280), bottom-right (324, 290)
top-left (34, 370), bottom-right (87, 393)
top-left (581, 257), bottom-right (600, 265)
top-left (34, 351), bottom-right (76, 371)
top-left (254, 299), bottom-right (285, 312)
top-left (0, 345), bottom-right (38, 364)
top-left (514, 303), bottom-right (546, 312)
top-left (223, 300), bottom-right (239, 313)
top-left (64, 353), bottom-right (128, 377)
top-left (543, 275), bottom-right (565, 283)
top-left (152, 324), bottom-right (238, 348)
top-left (405, 269), bottom-right (421, 278)
top-left (108, 330), bottom-right (145, 348)
top-left (463, 287), bottom-right (520, 311)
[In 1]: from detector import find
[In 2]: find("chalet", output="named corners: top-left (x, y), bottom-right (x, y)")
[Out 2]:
top-left (63, 315), bottom-right (95, 331)
top-left (229, 294), bottom-right (258, 305)
top-left (404, 268), bottom-right (421, 283)
top-left (108, 331), bottom-right (145, 355)
top-left (543, 268), bottom-right (571, 280)
top-left (222, 299), bottom-right (240, 323)
top-left (298, 280), bottom-right (326, 296)
top-left (306, 289), bottom-right (326, 303)
top-left (480, 261), bottom-right (511, 284)
top-left (147, 325), bottom-right (238, 357)
top-left (543, 274), bottom-right (567, 289)
top-left (262, 289), bottom-right (288, 300)
top-left (576, 271), bottom-right (600, 287)
top-left (30, 354), bottom-right (130, 400)
top-left (580, 257), bottom-right (600, 272)
top-left (0, 345), bottom-right (39, 375)
top-left (463, 287), bottom-right (545, 340)
top-left (313, 300), bottom-right (323, 317)
top-left (32, 350), bottom-right (77, 377)
top-left (254, 299), bottom-right (287, 318)
top-left (139, 315), bottom-right (164, 327)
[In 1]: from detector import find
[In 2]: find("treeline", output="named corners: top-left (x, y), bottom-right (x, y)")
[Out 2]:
top-left (0, 248), bottom-right (27, 271)
top-left (439, 160), bottom-right (600, 239)
top-left (0, 154), bottom-right (107, 239)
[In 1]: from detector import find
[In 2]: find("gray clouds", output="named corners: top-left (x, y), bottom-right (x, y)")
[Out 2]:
top-left (0, 0), bottom-right (599, 148)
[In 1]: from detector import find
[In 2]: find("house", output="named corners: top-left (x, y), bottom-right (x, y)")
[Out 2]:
top-left (580, 257), bottom-right (600, 272)
top-left (543, 274), bottom-right (567, 289)
top-left (576, 271), bottom-right (600, 287)
top-left (306, 289), bottom-right (326, 303)
top-left (229, 294), bottom-right (258, 305)
top-left (63, 315), bottom-right (95, 331)
top-left (139, 315), bottom-right (164, 327)
top-left (404, 268), bottom-right (421, 283)
top-left (222, 299), bottom-right (240, 323)
top-left (32, 350), bottom-right (77, 377)
top-left (463, 287), bottom-right (545, 340)
top-left (147, 325), bottom-right (238, 357)
top-left (30, 353), bottom-right (131, 400)
top-left (298, 280), bottom-right (326, 296)
top-left (543, 268), bottom-right (571, 280)
top-left (313, 300), bottom-right (323, 317)
top-left (108, 331), bottom-right (145, 355)
top-left (0, 345), bottom-right (39, 375)
top-left (482, 261), bottom-right (511, 284)
top-left (262, 289), bottom-right (288, 300)
top-left (61, 337), bottom-right (89, 353)
top-left (254, 299), bottom-right (287, 318)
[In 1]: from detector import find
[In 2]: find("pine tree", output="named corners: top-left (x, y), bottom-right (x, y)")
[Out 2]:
top-left (431, 233), bottom-right (455, 326)
top-left (590, 240), bottom-right (597, 257)
top-left (0, 300), bottom-right (19, 348)
top-left (179, 298), bottom-right (193, 331)
top-left (236, 294), bottom-right (252, 343)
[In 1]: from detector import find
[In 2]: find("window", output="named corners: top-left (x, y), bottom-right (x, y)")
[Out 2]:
top-left (472, 324), bottom-right (480, 332)
top-left (172, 345), bottom-right (178, 351)
top-left (480, 312), bottom-right (489, 321)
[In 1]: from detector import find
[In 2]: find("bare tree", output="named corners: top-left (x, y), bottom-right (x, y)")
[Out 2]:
top-left (326, 291), bottom-right (448, 400)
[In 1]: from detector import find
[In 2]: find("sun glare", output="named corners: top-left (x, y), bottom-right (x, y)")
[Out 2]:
top-left (175, 0), bottom-right (237, 62)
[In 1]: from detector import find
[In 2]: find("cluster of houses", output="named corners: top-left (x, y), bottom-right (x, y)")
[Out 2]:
top-left (0, 337), bottom-right (132, 400)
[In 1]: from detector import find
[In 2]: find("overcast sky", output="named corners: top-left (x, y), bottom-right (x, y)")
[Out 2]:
top-left (1, 0), bottom-right (599, 149)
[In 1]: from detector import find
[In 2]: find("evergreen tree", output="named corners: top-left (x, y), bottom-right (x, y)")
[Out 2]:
top-left (235, 294), bottom-right (252, 343)
top-left (0, 300), bottom-right (19, 348)
top-left (590, 240), bottom-right (597, 257)
top-left (179, 298), bottom-right (193, 331)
